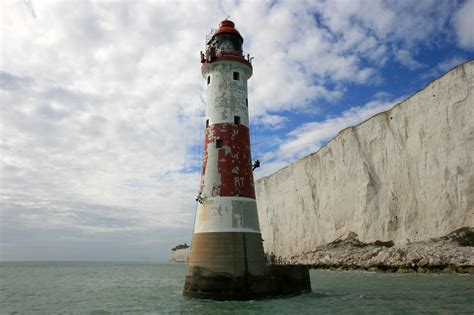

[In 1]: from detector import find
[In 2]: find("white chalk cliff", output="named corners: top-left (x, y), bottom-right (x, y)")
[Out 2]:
top-left (255, 61), bottom-right (474, 260)
top-left (171, 247), bottom-right (190, 263)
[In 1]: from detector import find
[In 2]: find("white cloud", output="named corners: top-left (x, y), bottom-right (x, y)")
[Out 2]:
top-left (256, 114), bottom-right (287, 130)
top-left (454, 0), bottom-right (474, 50)
top-left (395, 49), bottom-right (423, 70)
top-left (1, 1), bottom-right (214, 260)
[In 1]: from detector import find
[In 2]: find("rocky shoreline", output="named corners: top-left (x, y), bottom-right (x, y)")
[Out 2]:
top-left (293, 227), bottom-right (474, 274)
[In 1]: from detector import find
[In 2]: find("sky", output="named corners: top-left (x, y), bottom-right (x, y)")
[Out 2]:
top-left (1, 0), bottom-right (473, 261)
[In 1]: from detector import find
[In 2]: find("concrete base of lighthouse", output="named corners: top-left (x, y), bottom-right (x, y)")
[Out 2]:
top-left (183, 232), bottom-right (311, 300)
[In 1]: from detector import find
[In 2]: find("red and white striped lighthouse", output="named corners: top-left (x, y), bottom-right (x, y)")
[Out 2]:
top-left (183, 20), bottom-right (268, 300)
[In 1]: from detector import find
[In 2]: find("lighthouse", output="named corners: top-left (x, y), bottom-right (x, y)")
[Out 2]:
top-left (183, 20), bottom-right (311, 301)
top-left (183, 20), bottom-right (267, 300)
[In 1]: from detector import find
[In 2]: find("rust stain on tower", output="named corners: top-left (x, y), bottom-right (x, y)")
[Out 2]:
top-left (183, 20), bottom-right (311, 301)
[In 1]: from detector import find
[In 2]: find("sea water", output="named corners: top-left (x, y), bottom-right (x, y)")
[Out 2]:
top-left (0, 262), bottom-right (472, 314)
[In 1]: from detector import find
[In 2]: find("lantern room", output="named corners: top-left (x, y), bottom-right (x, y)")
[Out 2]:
top-left (201, 20), bottom-right (252, 65)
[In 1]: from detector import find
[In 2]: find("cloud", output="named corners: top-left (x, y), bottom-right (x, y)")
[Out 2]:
top-left (256, 114), bottom-right (287, 130)
top-left (0, 71), bottom-right (33, 91)
top-left (454, 0), bottom-right (474, 50)
top-left (1, 1), bottom-right (214, 260)
top-left (234, 0), bottom-right (457, 120)
top-left (395, 49), bottom-right (423, 70)
top-left (0, 193), bottom-right (185, 261)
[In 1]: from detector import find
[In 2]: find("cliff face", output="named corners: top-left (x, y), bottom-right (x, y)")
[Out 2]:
top-left (171, 247), bottom-right (190, 263)
top-left (255, 61), bottom-right (474, 260)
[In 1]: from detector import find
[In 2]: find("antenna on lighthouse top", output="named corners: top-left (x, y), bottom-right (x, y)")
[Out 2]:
top-left (225, 15), bottom-right (230, 20)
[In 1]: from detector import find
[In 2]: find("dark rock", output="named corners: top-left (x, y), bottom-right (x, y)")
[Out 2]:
top-left (372, 240), bottom-right (395, 247)
top-left (441, 265), bottom-right (457, 274)
top-left (417, 267), bottom-right (427, 273)
top-left (444, 227), bottom-right (474, 246)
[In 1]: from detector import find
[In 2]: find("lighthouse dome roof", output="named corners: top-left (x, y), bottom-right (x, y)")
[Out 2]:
top-left (212, 20), bottom-right (243, 42)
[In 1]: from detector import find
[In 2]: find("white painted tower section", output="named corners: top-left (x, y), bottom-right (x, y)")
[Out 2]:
top-left (203, 61), bottom-right (252, 128)
top-left (194, 196), bottom-right (261, 233)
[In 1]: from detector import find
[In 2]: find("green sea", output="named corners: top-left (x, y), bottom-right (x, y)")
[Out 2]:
top-left (0, 262), bottom-right (472, 314)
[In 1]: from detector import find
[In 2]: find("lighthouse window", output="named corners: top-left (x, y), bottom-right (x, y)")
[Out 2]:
top-left (233, 71), bottom-right (240, 81)
top-left (216, 139), bottom-right (223, 148)
top-left (245, 98), bottom-right (248, 107)
top-left (234, 116), bottom-right (240, 125)
top-left (206, 119), bottom-right (209, 128)
top-left (207, 75), bottom-right (211, 85)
